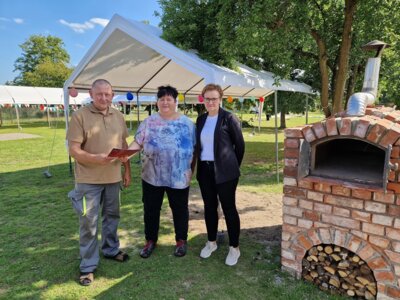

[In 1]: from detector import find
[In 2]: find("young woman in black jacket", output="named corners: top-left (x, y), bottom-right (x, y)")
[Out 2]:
top-left (196, 84), bottom-right (245, 266)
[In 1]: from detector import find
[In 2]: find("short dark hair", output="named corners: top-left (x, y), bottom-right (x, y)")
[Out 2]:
top-left (157, 85), bottom-right (178, 100)
top-left (92, 79), bottom-right (112, 89)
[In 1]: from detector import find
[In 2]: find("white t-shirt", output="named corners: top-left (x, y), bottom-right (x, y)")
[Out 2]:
top-left (200, 115), bottom-right (218, 161)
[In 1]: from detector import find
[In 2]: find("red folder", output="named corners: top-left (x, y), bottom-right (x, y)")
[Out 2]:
top-left (108, 148), bottom-right (140, 158)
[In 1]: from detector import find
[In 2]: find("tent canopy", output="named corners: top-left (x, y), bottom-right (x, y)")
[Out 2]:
top-left (64, 14), bottom-right (313, 100)
top-left (81, 94), bottom-right (158, 106)
top-left (62, 14), bottom-right (315, 183)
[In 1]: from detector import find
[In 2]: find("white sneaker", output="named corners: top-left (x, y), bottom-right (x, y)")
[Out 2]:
top-left (200, 241), bottom-right (218, 258)
top-left (225, 246), bottom-right (240, 266)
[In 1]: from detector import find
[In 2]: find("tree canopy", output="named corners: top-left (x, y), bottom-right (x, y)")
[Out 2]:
top-left (158, 0), bottom-right (400, 117)
top-left (12, 35), bottom-right (73, 87)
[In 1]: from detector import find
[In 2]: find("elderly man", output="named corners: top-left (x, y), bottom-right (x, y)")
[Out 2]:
top-left (67, 79), bottom-right (131, 286)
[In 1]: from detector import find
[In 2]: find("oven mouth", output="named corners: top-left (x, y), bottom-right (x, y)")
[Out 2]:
top-left (298, 137), bottom-right (389, 189)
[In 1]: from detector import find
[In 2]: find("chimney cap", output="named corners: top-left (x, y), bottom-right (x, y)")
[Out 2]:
top-left (362, 40), bottom-right (390, 51)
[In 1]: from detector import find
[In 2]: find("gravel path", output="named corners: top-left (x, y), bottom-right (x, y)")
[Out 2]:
top-left (0, 133), bottom-right (41, 141)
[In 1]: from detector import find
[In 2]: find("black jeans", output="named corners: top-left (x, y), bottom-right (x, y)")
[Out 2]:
top-left (142, 180), bottom-right (189, 242)
top-left (198, 161), bottom-right (240, 247)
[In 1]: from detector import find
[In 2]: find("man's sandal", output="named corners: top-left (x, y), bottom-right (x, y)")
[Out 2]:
top-left (104, 250), bottom-right (129, 262)
top-left (79, 272), bottom-right (94, 286)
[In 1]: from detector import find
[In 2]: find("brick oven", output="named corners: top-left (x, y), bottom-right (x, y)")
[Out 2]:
top-left (282, 106), bottom-right (400, 299)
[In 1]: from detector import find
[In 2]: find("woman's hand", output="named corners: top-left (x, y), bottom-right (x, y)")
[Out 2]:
top-left (185, 169), bottom-right (193, 184)
top-left (117, 156), bottom-right (129, 163)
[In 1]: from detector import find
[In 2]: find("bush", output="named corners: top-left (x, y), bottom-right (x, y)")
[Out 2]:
top-left (35, 111), bottom-right (44, 118)
top-left (21, 110), bottom-right (29, 118)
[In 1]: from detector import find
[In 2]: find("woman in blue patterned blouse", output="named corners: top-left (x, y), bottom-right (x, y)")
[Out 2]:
top-left (128, 85), bottom-right (196, 258)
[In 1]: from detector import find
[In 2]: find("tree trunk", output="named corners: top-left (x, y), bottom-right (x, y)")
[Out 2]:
top-left (279, 103), bottom-right (286, 129)
top-left (332, 0), bottom-right (358, 114)
top-left (311, 29), bottom-right (331, 117)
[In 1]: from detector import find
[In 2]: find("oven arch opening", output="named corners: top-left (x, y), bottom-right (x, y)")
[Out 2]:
top-left (298, 137), bottom-right (390, 189)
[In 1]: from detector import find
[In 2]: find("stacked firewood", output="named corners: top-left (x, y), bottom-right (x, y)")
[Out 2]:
top-left (302, 244), bottom-right (377, 299)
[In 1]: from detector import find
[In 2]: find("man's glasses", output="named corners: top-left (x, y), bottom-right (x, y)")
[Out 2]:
top-left (204, 97), bottom-right (220, 103)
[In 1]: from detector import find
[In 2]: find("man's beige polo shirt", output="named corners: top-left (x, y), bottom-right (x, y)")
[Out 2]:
top-left (67, 104), bottom-right (129, 184)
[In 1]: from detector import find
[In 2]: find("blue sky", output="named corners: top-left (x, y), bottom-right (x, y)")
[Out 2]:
top-left (0, 0), bottom-right (161, 84)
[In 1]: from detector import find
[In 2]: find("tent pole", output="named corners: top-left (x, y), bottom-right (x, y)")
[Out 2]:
top-left (4, 86), bottom-right (20, 129)
top-left (306, 95), bottom-right (309, 125)
top-left (258, 100), bottom-right (263, 133)
top-left (136, 93), bottom-right (140, 129)
top-left (183, 96), bottom-right (186, 115)
top-left (63, 88), bottom-right (69, 129)
top-left (14, 103), bottom-right (21, 130)
top-left (136, 92), bottom-right (141, 164)
top-left (46, 101), bottom-right (51, 128)
top-left (274, 91), bottom-right (279, 183)
top-left (63, 88), bottom-right (72, 176)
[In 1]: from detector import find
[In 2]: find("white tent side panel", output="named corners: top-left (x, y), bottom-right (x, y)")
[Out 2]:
top-left (0, 85), bottom-right (14, 104)
top-left (35, 87), bottom-right (63, 105)
top-left (0, 85), bottom-right (91, 106)
top-left (3, 86), bottom-right (45, 104)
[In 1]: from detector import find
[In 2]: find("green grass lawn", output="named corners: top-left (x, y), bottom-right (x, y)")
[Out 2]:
top-left (0, 112), bottom-right (344, 300)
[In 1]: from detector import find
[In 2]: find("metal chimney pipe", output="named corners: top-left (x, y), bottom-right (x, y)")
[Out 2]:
top-left (346, 40), bottom-right (390, 116)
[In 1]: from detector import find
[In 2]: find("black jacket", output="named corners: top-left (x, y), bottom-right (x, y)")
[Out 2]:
top-left (196, 108), bottom-right (245, 184)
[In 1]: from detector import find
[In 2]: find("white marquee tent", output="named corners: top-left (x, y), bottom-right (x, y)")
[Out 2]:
top-left (63, 14), bottom-right (313, 112)
top-left (0, 85), bottom-right (90, 128)
top-left (63, 14), bottom-right (315, 181)
top-left (0, 85), bottom-right (89, 105)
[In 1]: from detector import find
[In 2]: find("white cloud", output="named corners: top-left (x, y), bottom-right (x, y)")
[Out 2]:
top-left (59, 17), bottom-right (109, 33)
top-left (90, 18), bottom-right (109, 27)
top-left (59, 19), bottom-right (94, 33)
top-left (13, 18), bottom-right (24, 24)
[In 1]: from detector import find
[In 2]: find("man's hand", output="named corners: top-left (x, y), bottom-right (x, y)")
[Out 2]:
top-left (96, 153), bottom-right (115, 165)
top-left (123, 169), bottom-right (131, 187)
top-left (69, 142), bottom-right (115, 165)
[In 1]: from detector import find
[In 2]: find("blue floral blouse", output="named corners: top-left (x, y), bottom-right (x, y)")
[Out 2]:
top-left (135, 113), bottom-right (196, 189)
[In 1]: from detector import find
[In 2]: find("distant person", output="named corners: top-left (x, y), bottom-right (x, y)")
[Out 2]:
top-left (128, 85), bottom-right (196, 258)
top-left (144, 104), bottom-right (152, 116)
top-left (67, 79), bottom-right (131, 286)
top-left (265, 104), bottom-right (271, 121)
top-left (196, 83), bottom-right (245, 266)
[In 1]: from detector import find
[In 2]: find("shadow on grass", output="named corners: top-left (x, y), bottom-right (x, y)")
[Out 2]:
top-left (0, 163), bottom-right (341, 299)
top-left (92, 230), bottom-right (284, 300)
top-left (0, 146), bottom-right (341, 300)
top-left (0, 163), bottom-right (140, 299)
top-left (91, 227), bottom-right (340, 300)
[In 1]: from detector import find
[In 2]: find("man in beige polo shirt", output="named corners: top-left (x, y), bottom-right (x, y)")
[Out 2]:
top-left (67, 79), bottom-right (131, 286)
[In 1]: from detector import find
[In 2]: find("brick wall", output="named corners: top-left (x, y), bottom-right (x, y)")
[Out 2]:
top-left (282, 107), bottom-right (400, 299)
